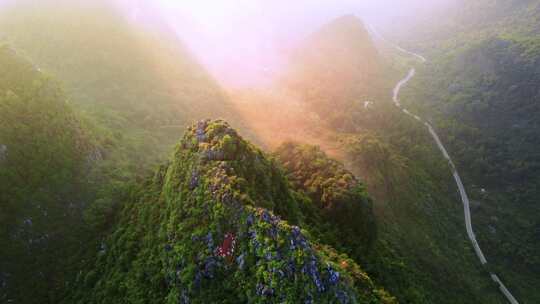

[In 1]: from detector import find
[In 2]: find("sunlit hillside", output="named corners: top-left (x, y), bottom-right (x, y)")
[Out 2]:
top-left (1, 1), bottom-right (538, 303)
top-left (282, 15), bottom-right (386, 130)
top-left (0, 0), bottom-right (249, 142)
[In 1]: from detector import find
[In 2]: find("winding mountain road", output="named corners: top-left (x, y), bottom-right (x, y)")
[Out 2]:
top-left (367, 25), bottom-right (519, 304)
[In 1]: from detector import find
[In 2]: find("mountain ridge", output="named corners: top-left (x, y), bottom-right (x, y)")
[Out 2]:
top-left (63, 119), bottom-right (395, 303)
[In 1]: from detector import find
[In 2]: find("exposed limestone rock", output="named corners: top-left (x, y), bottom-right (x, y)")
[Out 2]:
top-left (0, 144), bottom-right (7, 162)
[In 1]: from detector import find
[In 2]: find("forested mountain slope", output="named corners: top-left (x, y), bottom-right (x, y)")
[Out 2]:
top-left (0, 2), bottom-right (254, 302)
top-left (1, 3), bottom-right (529, 303)
top-left (282, 15), bottom-right (388, 131)
top-left (399, 1), bottom-right (540, 302)
top-left (64, 120), bottom-right (395, 304)
top-left (275, 143), bottom-right (377, 259)
top-left (0, 0), bottom-right (251, 169)
top-left (0, 45), bottom-right (95, 303)
top-left (391, 0), bottom-right (540, 56)
top-left (275, 15), bottom-right (505, 304)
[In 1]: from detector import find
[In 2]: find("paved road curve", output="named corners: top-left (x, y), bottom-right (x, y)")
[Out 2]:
top-left (367, 25), bottom-right (519, 304)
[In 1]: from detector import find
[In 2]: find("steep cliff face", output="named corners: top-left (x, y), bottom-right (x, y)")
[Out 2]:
top-left (65, 120), bottom-right (394, 304)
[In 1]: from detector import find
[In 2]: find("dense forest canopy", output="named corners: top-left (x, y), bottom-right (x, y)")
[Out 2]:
top-left (0, 45), bottom-right (94, 303)
top-left (1, 0), bottom-right (539, 303)
top-left (398, 0), bottom-right (540, 301)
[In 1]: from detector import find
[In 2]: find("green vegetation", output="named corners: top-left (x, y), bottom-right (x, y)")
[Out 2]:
top-left (274, 142), bottom-right (376, 259)
top-left (395, 0), bottom-right (540, 58)
top-left (339, 106), bottom-right (504, 304)
top-left (1, 2), bottom-right (534, 302)
top-left (0, 2), bottom-right (252, 301)
top-left (64, 120), bottom-right (394, 304)
top-left (282, 15), bottom-right (390, 131)
top-left (0, 0), bottom-right (251, 174)
top-left (399, 2), bottom-right (540, 301)
top-left (0, 45), bottom-right (94, 303)
top-left (278, 15), bottom-right (505, 303)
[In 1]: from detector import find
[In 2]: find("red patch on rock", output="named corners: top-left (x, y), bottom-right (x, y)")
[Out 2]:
top-left (217, 233), bottom-right (236, 257)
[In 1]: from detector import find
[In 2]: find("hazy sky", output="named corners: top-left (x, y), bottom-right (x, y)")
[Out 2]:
top-left (2, 0), bottom-right (454, 87)
top-left (128, 0), bottom-right (454, 86)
